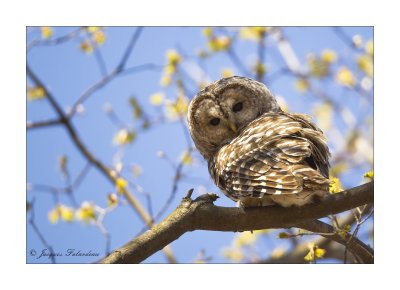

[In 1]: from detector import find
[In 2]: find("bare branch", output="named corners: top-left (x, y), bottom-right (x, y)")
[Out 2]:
top-left (27, 27), bottom-right (82, 53)
top-left (116, 27), bottom-right (143, 72)
top-left (26, 64), bottom-right (177, 264)
top-left (27, 118), bottom-right (63, 130)
top-left (100, 181), bottom-right (373, 264)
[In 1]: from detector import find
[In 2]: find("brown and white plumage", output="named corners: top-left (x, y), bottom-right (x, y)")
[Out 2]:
top-left (187, 76), bottom-right (330, 207)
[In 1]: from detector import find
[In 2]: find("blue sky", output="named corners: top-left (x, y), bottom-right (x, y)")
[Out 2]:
top-left (27, 27), bottom-right (373, 263)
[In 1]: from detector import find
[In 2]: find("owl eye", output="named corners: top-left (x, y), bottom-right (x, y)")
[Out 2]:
top-left (232, 102), bottom-right (243, 112)
top-left (209, 118), bottom-right (220, 126)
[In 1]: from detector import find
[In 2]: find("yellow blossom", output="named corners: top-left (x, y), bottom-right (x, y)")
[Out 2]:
top-left (234, 231), bottom-right (257, 247)
top-left (80, 40), bottom-right (93, 54)
top-left (48, 204), bottom-right (73, 223)
top-left (180, 151), bottom-right (193, 166)
top-left (150, 92), bottom-right (165, 106)
top-left (321, 49), bottom-right (337, 63)
top-left (364, 170), bottom-right (374, 181)
top-left (202, 27), bottom-right (213, 38)
top-left (166, 49), bottom-right (182, 66)
top-left (329, 177), bottom-right (343, 194)
top-left (48, 207), bottom-right (60, 224)
top-left (41, 26), bottom-right (53, 39)
top-left (165, 95), bottom-right (189, 120)
top-left (304, 244), bottom-right (326, 262)
top-left (27, 86), bottom-right (46, 101)
top-left (271, 247), bottom-right (287, 259)
top-left (107, 193), bottom-right (119, 207)
top-left (115, 177), bottom-right (128, 194)
top-left (336, 66), bottom-right (356, 87)
top-left (75, 202), bottom-right (96, 222)
top-left (222, 248), bottom-right (244, 262)
top-left (221, 68), bottom-right (234, 78)
top-left (253, 62), bottom-right (267, 77)
top-left (92, 30), bottom-right (106, 46)
top-left (87, 26), bottom-right (101, 33)
top-left (308, 54), bottom-right (329, 78)
top-left (357, 55), bottom-right (373, 77)
top-left (113, 129), bottom-right (136, 145)
top-left (59, 205), bottom-right (74, 222)
top-left (294, 78), bottom-right (310, 92)
top-left (239, 27), bottom-right (268, 41)
top-left (160, 74), bottom-right (172, 87)
top-left (208, 36), bottom-right (231, 52)
top-left (365, 40), bottom-right (373, 56)
top-left (164, 64), bottom-right (177, 75)
top-left (337, 225), bottom-right (351, 239)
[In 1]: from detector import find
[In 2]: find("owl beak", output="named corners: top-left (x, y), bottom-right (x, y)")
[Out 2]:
top-left (228, 121), bottom-right (238, 133)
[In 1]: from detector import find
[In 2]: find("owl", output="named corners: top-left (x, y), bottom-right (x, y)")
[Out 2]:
top-left (187, 76), bottom-right (330, 207)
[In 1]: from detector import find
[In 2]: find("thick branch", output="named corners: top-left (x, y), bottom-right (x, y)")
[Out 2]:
top-left (100, 182), bottom-right (373, 263)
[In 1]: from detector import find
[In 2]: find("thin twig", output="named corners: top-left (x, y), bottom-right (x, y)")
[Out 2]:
top-left (27, 27), bottom-right (82, 53)
top-left (27, 118), bottom-right (63, 130)
top-left (27, 64), bottom-right (177, 263)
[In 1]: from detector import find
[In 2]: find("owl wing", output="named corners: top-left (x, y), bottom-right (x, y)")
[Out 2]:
top-left (211, 112), bottom-right (330, 202)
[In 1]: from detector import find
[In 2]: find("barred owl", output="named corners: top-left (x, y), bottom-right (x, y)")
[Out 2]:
top-left (187, 76), bottom-right (330, 207)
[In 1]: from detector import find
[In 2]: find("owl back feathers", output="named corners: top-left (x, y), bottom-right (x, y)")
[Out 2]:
top-left (209, 112), bottom-right (331, 207)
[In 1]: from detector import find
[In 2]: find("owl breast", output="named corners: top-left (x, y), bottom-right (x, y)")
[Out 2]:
top-left (209, 111), bottom-right (331, 207)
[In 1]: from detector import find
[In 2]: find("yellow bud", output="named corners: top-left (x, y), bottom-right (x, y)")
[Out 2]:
top-left (202, 27), bottom-right (213, 38)
top-left (75, 202), bottom-right (96, 222)
top-left (166, 50), bottom-right (182, 66)
top-left (41, 26), bottom-right (53, 39)
top-left (221, 68), bottom-right (234, 78)
top-left (294, 78), bottom-right (309, 92)
top-left (336, 66), bottom-right (356, 87)
top-left (92, 30), bottom-right (106, 46)
top-left (59, 205), bottom-right (74, 222)
top-left (113, 129), bottom-right (136, 145)
top-left (321, 49), bottom-right (337, 63)
top-left (150, 92), bottom-right (165, 106)
top-left (181, 151), bottom-right (193, 166)
top-left (357, 55), bottom-right (373, 77)
top-left (208, 36), bottom-right (231, 52)
top-left (160, 74), bottom-right (172, 87)
top-left (87, 26), bottom-right (101, 33)
top-left (329, 177), bottom-right (343, 194)
top-left (222, 248), bottom-right (244, 262)
top-left (365, 40), bottom-right (374, 56)
top-left (27, 86), bottom-right (46, 101)
top-left (80, 40), bottom-right (93, 54)
top-left (363, 170), bottom-right (374, 181)
top-left (115, 177), bottom-right (128, 194)
top-left (48, 207), bottom-right (60, 224)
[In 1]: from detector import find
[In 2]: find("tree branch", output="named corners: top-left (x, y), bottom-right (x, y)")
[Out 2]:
top-left (100, 181), bottom-right (373, 264)
top-left (26, 63), bottom-right (177, 263)
top-left (263, 204), bottom-right (373, 264)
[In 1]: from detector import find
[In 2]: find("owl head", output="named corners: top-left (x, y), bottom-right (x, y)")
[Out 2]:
top-left (187, 76), bottom-right (281, 160)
